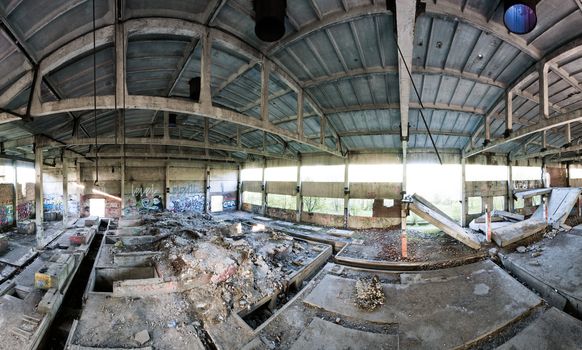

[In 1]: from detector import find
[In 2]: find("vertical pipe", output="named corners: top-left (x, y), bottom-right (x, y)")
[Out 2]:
top-left (204, 164), bottom-right (210, 213)
top-left (13, 160), bottom-right (18, 224)
top-left (461, 157), bottom-right (467, 227)
top-left (261, 159), bottom-right (267, 215)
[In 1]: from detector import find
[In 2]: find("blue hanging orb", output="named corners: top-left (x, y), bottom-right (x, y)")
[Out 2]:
top-left (504, 1), bottom-right (538, 35)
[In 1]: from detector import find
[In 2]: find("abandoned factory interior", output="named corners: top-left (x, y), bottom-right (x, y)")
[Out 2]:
top-left (0, 0), bottom-right (582, 349)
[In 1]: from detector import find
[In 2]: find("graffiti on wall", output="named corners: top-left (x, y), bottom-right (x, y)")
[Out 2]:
top-left (17, 202), bottom-right (34, 220)
top-left (44, 195), bottom-right (64, 213)
top-left (222, 195), bottom-right (237, 210)
top-left (0, 204), bottom-right (14, 226)
top-left (168, 194), bottom-right (205, 213)
top-left (124, 184), bottom-right (164, 215)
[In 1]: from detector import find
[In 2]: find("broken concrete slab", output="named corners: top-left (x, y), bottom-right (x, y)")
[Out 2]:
top-left (491, 218), bottom-right (547, 247)
top-left (303, 260), bottom-right (541, 349)
top-left (253, 216), bottom-right (273, 222)
top-left (497, 308), bottom-right (582, 350)
top-left (500, 233), bottom-right (582, 317)
top-left (296, 225), bottom-right (323, 232)
top-left (134, 329), bottom-right (150, 345)
top-left (409, 194), bottom-right (481, 249)
top-left (514, 188), bottom-right (552, 199)
top-left (289, 318), bottom-right (397, 350)
top-left (327, 228), bottom-right (353, 237)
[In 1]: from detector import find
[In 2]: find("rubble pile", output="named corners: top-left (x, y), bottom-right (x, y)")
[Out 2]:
top-left (354, 275), bottom-right (385, 311)
top-left (119, 212), bottom-right (317, 324)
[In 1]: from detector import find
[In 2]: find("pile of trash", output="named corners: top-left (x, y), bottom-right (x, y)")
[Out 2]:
top-left (354, 275), bottom-right (385, 311)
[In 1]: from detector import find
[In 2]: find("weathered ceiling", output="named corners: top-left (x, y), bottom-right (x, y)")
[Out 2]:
top-left (0, 0), bottom-right (581, 163)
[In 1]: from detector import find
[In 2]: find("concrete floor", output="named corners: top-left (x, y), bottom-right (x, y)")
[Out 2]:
top-left (1, 211), bottom-right (582, 349)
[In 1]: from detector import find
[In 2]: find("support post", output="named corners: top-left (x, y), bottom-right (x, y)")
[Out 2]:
top-left (296, 157), bottom-right (302, 223)
top-left (120, 156), bottom-right (125, 216)
top-left (62, 157), bottom-right (69, 223)
top-left (461, 157), bottom-right (467, 227)
top-left (204, 164), bottom-right (210, 213)
top-left (12, 160), bottom-right (18, 224)
top-left (34, 143), bottom-right (44, 248)
top-left (343, 155), bottom-right (349, 228)
top-left (401, 140), bottom-right (408, 258)
top-left (507, 158), bottom-right (514, 212)
top-left (565, 123), bottom-right (572, 147)
top-left (484, 116), bottom-right (491, 145)
top-left (261, 159), bottom-right (267, 215)
top-left (237, 164), bottom-right (242, 210)
top-left (165, 162), bottom-right (170, 210)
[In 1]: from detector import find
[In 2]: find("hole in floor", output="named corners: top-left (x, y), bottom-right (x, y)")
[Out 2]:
top-left (92, 266), bottom-right (158, 293)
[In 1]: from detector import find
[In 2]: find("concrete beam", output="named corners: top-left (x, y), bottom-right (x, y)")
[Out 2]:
top-left (395, 0), bottom-right (416, 140)
top-left (464, 107), bottom-right (582, 158)
top-left (323, 102), bottom-right (485, 115)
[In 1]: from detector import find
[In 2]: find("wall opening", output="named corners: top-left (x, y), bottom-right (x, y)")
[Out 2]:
top-left (211, 195), bottom-right (224, 212)
top-left (468, 197), bottom-right (482, 215)
top-left (89, 198), bottom-right (106, 217)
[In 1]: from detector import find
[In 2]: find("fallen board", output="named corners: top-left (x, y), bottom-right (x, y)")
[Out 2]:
top-left (491, 218), bottom-right (547, 247)
top-left (409, 194), bottom-right (481, 249)
top-left (544, 188), bottom-right (581, 226)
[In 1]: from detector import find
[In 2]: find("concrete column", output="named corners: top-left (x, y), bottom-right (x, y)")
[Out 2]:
top-left (76, 160), bottom-right (81, 218)
top-left (565, 123), bottom-right (572, 147)
top-left (260, 60), bottom-right (270, 124)
top-left (35, 145), bottom-right (44, 247)
top-left (237, 164), bottom-right (242, 210)
top-left (261, 159), bottom-right (267, 215)
top-left (199, 32), bottom-right (212, 110)
top-left (62, 158), bottom-right (69, 224)
top-left (297, 90), bottom-right (304, 139)
top-left (204, 164), bottom-right (210, 213)
top-left (461, 158), bottom-right (467, 227)
top-left (401, 140), bottom-right (408, 258)
top-left (296, 157), bottom-right (302, 222)
top-left (507, 158), bottom-right (514, 212)
top-left (484, 116), bottom-right (491, 144)
top-left (542, 130), bottom-right (548, 151)
top-left (343, 156), bottom-right (349, 228)
top-left (567, 163), bottom-right (571, 187)
top-left (165, 162), bottom-right (170, 210)
top-left (120, 159), bottom-right (125, 216)
top-left (12, 160), bottom-right (17, 224)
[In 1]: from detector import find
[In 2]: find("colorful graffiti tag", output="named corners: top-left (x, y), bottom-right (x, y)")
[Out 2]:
top-left (43, 195), bottom-right (64, 213)
top-left (169, 194), bottom-right (205, 213)
top-left (223, 199), bottom-right (237, 210)
top-left (17, 202), bottom-right (34, 220)
top-left (0, 204), bottom-right (14, 226)
top-left (123, 184), bottom-right (164, 215)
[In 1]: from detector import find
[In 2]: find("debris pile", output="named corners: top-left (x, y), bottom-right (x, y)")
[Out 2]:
top-left (354, 275), bottom-right (385, 311)
top-left (116, 212), bottom-right (318, 324)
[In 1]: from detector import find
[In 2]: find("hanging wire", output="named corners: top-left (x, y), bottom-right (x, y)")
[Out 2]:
top-left (93, 0), bottom-right (99, 185)
top-left (393, 32), bottom-right (443, 165)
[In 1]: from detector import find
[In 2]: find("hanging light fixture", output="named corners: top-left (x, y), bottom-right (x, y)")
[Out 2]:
top-left (254, 0), bottom-right (287, 42)
top-left (503, 0), bottom-right (539, 35)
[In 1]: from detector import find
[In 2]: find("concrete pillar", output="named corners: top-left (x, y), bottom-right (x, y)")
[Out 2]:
top-left (484, 116), bottom-right (491, 144)
top-left (260, 159), bottom-right (267, 215)
top-left (165, 162), bottom-right (171, 210)
top-left (62, 158), bottom-right (68, 224)
top-left (204, 164), bottom-right (210, 213)
top-left (120, 159), bottom-right (125, 216)
top-left (461, 158), bottom-right (467, 227)
top-left (12, 160), bottom-right (17, 224)
top-left (296, 157), bottom-right (302, 223)
top-left (507, 158), bottom-right (514, 212)
top-left (565, 123), bottom-right (572, 147)
top-left (237, 164), bottom-right (242, 211)
top-left (297, 90), bottom-right (304, 139)
top-left (35, 145), bottom-right (44, 247)
top-left (567, 163), bottom-right (571, 187)
top-left (401, 140), bottom-right (408, 258)
top-left (343, 156), bottom-right (349, 228)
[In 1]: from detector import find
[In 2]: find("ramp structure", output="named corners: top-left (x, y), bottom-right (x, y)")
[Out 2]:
top-left (408, 194), bottom-right (482, 249)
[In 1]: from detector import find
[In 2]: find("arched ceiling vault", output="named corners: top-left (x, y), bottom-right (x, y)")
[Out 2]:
top-left (0, 0), bottom-right (581, 163)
